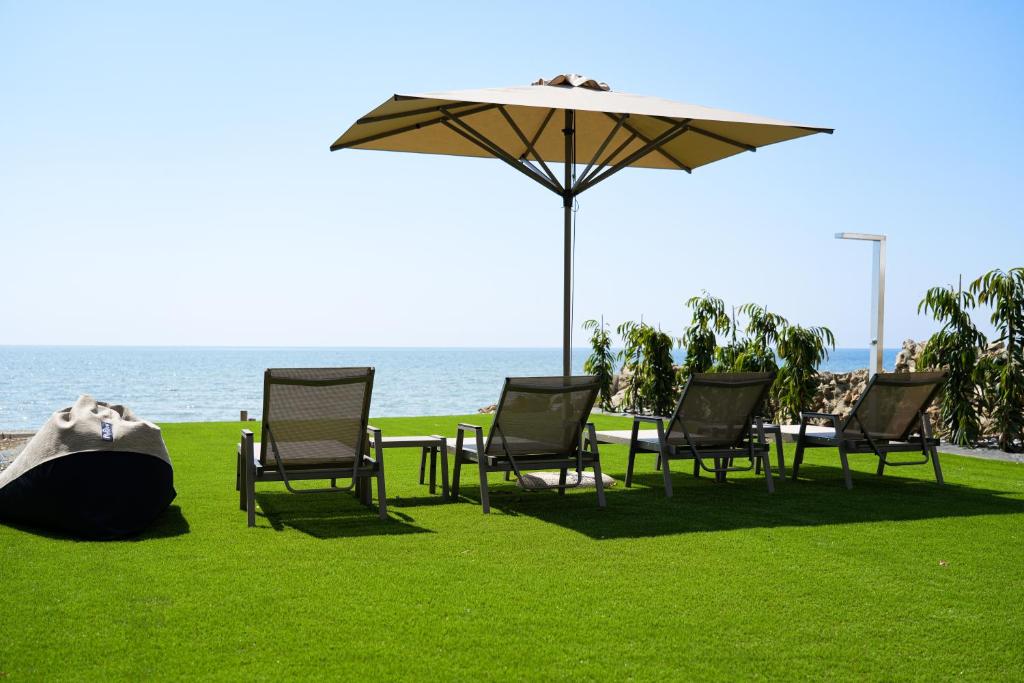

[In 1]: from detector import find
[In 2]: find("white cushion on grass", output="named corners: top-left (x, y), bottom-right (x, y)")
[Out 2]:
top-left (515, 470), bottom-right (616, 490)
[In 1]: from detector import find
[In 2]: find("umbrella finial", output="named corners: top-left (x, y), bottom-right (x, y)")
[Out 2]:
top-left (533, 73), bottom-right (610, 91)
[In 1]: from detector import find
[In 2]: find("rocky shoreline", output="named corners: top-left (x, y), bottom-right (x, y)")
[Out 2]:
top-left (0, 432), bottom-right (33, 473)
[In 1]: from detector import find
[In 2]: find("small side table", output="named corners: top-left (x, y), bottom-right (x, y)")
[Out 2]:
top-left (367, 435), bottom-right (449, 499)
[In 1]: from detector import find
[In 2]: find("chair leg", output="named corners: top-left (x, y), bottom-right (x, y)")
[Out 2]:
top-left (876, 455), bottom-right (886, 477)
top-left (763, 454), bottom-right (775, 493)
top-left (478, 460), bottom-right (491, 514)
top-left (419, 447), bottom-right (427, 485)
top-left (245, 459), bottom-right (256, 528)
top-left (439, 443), bottom-right (451, 499)
top-left (693, 458), bottom-right (700, 477)
top-left (593, 456), bottom-right (607, 508)
top-left (792, 440), bottom-right (805, 481)
top-left (625, 445), bottom-right (636, 487)
top-left (452, 456), bottom-right (462, 497)
top-left (238, 449), bottom-right (246, 511)
top-left (429, 448), bottom-right (437, 494)
top-left (838, 445), bottom-right (853, 490)
top-left (655, 454), bottom-right (662, 471)
top-left (558, 467), bottom-right (568, 495)
top-left (774, 432), bottom-right (786, 478)
top-left (930, 445), bottom-right (945, 485)
top-left (376, 470), bottom-right (388, 520)
top-left (661, 451), bottom-right (674, 498)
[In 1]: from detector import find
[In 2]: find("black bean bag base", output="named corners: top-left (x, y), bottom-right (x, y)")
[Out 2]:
top-left (0, 451), bottom-right (176, 540)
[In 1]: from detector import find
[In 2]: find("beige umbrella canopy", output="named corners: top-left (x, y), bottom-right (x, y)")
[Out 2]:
top-left (332, 74), bottom-right (832, 374)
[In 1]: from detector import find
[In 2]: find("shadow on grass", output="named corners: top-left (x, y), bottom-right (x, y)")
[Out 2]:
top-left (0, 504), bottom-right (190, 541)
top-left (256, 491), bottom-right (432, 539)
top-left (449, 462), bottom-right (1024, 539)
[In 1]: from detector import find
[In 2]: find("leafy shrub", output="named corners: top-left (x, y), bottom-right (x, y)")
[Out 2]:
top-left (582, 318), bottom-right (617, 411)
top-left (970, 268), bottom-right (1024, 451)
top-left (918, 282), bottom-right (986, 446)
top-left (616, 321), bottom-right (677, 416)
top-left (774, 324), bottom-right (835, 424)
top-left (681, 292), bottom-right (729, 376)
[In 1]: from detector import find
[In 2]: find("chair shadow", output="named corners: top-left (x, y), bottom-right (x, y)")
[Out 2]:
top-left (255, 491), bottom-right (432, 539)
top-left (451, 463), bottom-right (1024, 540)
top-left (1, 504), bottom-right (190, 541)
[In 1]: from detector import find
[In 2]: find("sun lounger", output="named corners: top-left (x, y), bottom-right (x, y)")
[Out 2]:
top-left (791, 371), bottom-right (947, 489)
top-left (625, 372), bottom-right (776, 496)
top-left (237, 367), bottom-right (387, 526)
top-left (449, 376), bottom-right (603, 513)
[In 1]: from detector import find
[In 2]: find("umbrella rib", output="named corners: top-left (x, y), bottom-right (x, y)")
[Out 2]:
top-left (574, 113), bottom-right (629, 191)
top-left (356, 100), bottom-right (480, 125)
top-left (574, 131), bottom-right (637, 190)
top-left (650, 115), bottom-right (756, 152)
top-left (526, 108), bottom-right (556, 152)
top-left (611, 114), bottom-right (693, 172)
top-left (689, 126), bottom-right (757, 152)
top-left (575, 132), bottom-right (638, 190)
top-left (496, 105), bottom-right (561, 188)
top-left (330, 103), bottom-right (498, 151)
top-left (440, 116), bottom-right (563, 195)
top-left (575, 121), bottom-right (691, 194)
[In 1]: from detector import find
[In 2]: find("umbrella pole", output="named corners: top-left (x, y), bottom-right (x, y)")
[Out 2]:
top-left (562, 109), bottom-right (575, 376)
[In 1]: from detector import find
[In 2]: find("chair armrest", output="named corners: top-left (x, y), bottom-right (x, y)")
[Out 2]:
top-left (365, 426), bottom-right (384, 460)
top-left (633, 415), bottom-right (668, 425)
top-left (455, 423), bottom-right (485, 455)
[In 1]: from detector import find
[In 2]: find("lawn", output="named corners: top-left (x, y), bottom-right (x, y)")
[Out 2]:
top-left (1, 414), bottom-right (1023, 681)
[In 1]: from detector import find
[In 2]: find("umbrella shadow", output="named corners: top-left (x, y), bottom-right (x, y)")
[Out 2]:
top-left (255, 491), bottom-right (432, 539)
top-left (452, 464), bottom-right (1024, 539)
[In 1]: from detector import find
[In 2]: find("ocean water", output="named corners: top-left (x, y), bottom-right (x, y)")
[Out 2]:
top-left (0, 346), bottom-right (898, 430)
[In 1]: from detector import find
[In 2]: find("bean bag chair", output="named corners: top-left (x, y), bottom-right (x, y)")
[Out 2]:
top-left (0, 396), bottom-right (175, 539)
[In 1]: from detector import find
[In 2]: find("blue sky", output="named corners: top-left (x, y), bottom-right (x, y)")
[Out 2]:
top-left (1, 1), bottom-right (1021, 348)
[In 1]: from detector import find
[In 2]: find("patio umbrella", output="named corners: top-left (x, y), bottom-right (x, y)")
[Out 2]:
top-left (331, 73), bottom-right (832, 375)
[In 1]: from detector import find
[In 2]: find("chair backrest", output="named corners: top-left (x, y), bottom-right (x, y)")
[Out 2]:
top-left (841, 371), bottom-right (946, 441)
top-left (260, 367), bottom-right (374, 467)
top-left (665, 372), bottom-right (775, 448)
top-left (484, 376), bottom-right (600, 457)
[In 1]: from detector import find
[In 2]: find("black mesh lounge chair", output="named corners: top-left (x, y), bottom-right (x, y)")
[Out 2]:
top-left (236, 367), bottom-right (387, 526)
top-left (450, 376), bottom-right (604, 514)
top-left (791, 371), bottom-right (947, 489)
top-left (625, 372), bottom-right (777, 497)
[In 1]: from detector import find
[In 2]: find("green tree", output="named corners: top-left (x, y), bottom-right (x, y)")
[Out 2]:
top-left (582, 318), bottom-right (617, 411)
top-left (637, 325), bottom-right (677, 417)
top-left (719, 303), bottom-right (786, 373)
top-left (774, 324), bottom-right (835, 423)
top-left (918, 280), bottom-right (987, 446)
top-left (970, 268), bottom-right (1024, 451)
top-left (681, 292), bottom-right (729, 376)
top-left (616, 321), bottom-right (643, 413)
top-left (616, 321), bottom-right (677, 416)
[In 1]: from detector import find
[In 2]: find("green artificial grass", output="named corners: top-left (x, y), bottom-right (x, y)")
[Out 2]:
top-left (2, 414), bottom-right (1023, 681)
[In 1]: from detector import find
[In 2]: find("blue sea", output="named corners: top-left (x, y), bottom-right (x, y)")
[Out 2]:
top-left (0, 346), bottom-right (898, 430)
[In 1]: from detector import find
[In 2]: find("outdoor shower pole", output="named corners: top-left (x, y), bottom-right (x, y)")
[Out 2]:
top-left (835, 232), bottom-right (887, 377)
top-left (562, 109), bottom-right (575, 376)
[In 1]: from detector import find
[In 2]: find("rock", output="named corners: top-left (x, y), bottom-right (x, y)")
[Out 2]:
top-left (477, 404), bottom-right (497, 414)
